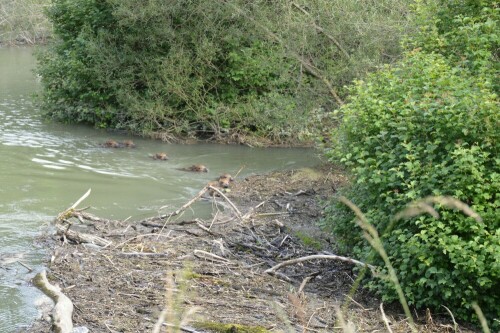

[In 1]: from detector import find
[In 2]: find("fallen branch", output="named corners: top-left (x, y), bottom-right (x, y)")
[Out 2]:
top-left (139, 187), bottom-right (208, 226)
top-left (117, 252), bottom-right (171, 258)
top-left (298, 275), bottom-right (314, 294)
top-left (380, 303), bottom-right (394, 333)
top-left (265, 254), bottom-right (375, 275)
top-left (56, 224), bottom-right (112, 247)
top-left (208, 186), bottom-right (242, 219)
top-left (17, 260), bottom-right (33, 272)
top-left (113, 232), bottom-right (173, 250)
top-left (56, 189), bottom-right (91, 221)
top-left (33, 270), bottom-right (74, 333)
top-left (193, 249), bottom-right (231, 263)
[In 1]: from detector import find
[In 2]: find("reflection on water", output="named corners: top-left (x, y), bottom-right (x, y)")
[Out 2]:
top-left (0, 47), bottom-right (320, 331)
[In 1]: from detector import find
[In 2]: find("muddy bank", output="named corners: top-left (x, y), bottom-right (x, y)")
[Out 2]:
top-left (26, 166), bottom-right (476, 333)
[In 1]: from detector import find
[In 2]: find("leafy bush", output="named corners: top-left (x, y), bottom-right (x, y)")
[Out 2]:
top-left (37, 0), bottom-right (414, 142)
top-left (408, 0), bottom-right (499, 91)
top-left (323, 0), bottom-right (499, 327)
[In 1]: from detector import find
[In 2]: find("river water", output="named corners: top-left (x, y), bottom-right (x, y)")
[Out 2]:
top-left (0, 47), bottom-right (320, 331)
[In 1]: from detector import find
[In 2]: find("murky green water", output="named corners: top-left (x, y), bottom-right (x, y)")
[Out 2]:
top-left (0, 47), bottom-right (320, 331)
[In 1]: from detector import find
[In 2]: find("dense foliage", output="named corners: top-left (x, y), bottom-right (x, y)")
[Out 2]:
top-left (324, 0), bottom-right (499, 327)
top-left (36, 0), bottom-right (413, 143)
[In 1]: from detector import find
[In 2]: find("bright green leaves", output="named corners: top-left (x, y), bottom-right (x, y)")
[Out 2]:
top-left (323, 0), bottom-right (499, 328)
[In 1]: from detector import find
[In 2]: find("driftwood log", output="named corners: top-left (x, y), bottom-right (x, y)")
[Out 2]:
top-left (56, 224), bottom-right (112, 247)
top-left (33, 270), bottom-right (74, 333)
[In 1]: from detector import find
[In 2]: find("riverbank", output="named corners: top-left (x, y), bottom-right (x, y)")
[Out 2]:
top-left (25, 165), bottom-right (477, 333)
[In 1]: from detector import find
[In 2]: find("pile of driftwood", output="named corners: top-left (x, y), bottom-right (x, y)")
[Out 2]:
top-left (35, 185), bottom-right (374, 333)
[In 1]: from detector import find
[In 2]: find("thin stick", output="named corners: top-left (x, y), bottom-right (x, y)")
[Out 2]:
top-left (441, 305), bottom-right (458, 333)
top-left (70, 188), bottom-right (91, 210)
top-left (208, 186), bottom-right (242, 218)
top-left (193, 250), bottom-right (230, 263)
top-left (117, 252), bottom-right (170, 257)
top-left (113, 232), bottom-right (173, 249)
top-left (17, 261), bottom-right (33, 272)
top-left (343, 294), bottom-right (368, 311)
top-left (208, 211), bottom-right (219, 231)
top-left (57, 188), bottom-right (91, 221)
top-left (380, 303), bottom-right (394, 333)
top-left (279, 235), bottom-right (290, 247)
top-left (139, 186), bottom-right (208, 226)
top-left (169, 186), bottom-right (208, 216)
top-left (265, 254), bottom-right (375, 275)
top-left (298, 276), bottom-right (314, 294)
top-left (233, 165), bottom-right (245, 179)
top-left (255, 212), bottom-right (288, 217)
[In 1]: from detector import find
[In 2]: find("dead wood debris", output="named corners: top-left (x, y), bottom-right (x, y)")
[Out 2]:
top-left (28, 167), bottom-right (474, 333)
top-left (33, 270), bottom-right (74, 333)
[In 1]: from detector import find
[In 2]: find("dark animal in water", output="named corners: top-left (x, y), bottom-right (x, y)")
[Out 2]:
top-left (102, 139), bottom-right (120, 148)
top-left (152, 153), bottom-right (169, 160)
top-left (122, 140), bottom-right (136, 148)
top-left (101, 139), bottom-right (136, 148)
top-left (218, 173), bottom-right (234, 188)
top-left (180, 164), bottom-right (209, 172)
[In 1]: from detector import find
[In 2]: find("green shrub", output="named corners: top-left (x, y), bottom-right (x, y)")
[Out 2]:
top-left (322, 1), bottom-right (499, 326)
top-left (37, 0), bottom-right (414, 142)
top-left (323, 44), bottom-right (499, 329)
top-left (408, 0), bottom-right (499, 91)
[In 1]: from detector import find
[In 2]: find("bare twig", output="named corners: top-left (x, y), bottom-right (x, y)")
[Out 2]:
top-left (17, 261), bottom-right (33, 272)
top-left (441, 305), bottom-right (458, 333)
top-left (298, 275), bottom-right (314, 294)
top-left (380, 303), bottom-right (394, 333)
top-left (265, 254), bottom-right (375, 275)
top-left (117, 252), bottom-right (170, 257)
top-left (193, 250), bottom-right (231, 263)
top-left (113, 232), bottom-right (173, 250)
top-left (343, 294), bottom-right (369, 311)
top-left (208, 186), bottom-right (242, 218)
top-left (233, 165), bottom-right (245, 179)
top-left (56, 189), bottom-right (91, 221)
top-left (139, 187), bottom-right (209, 226)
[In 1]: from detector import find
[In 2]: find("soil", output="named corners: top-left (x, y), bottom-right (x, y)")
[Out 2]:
top-left (25, 165), bottom-right (477, 333)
